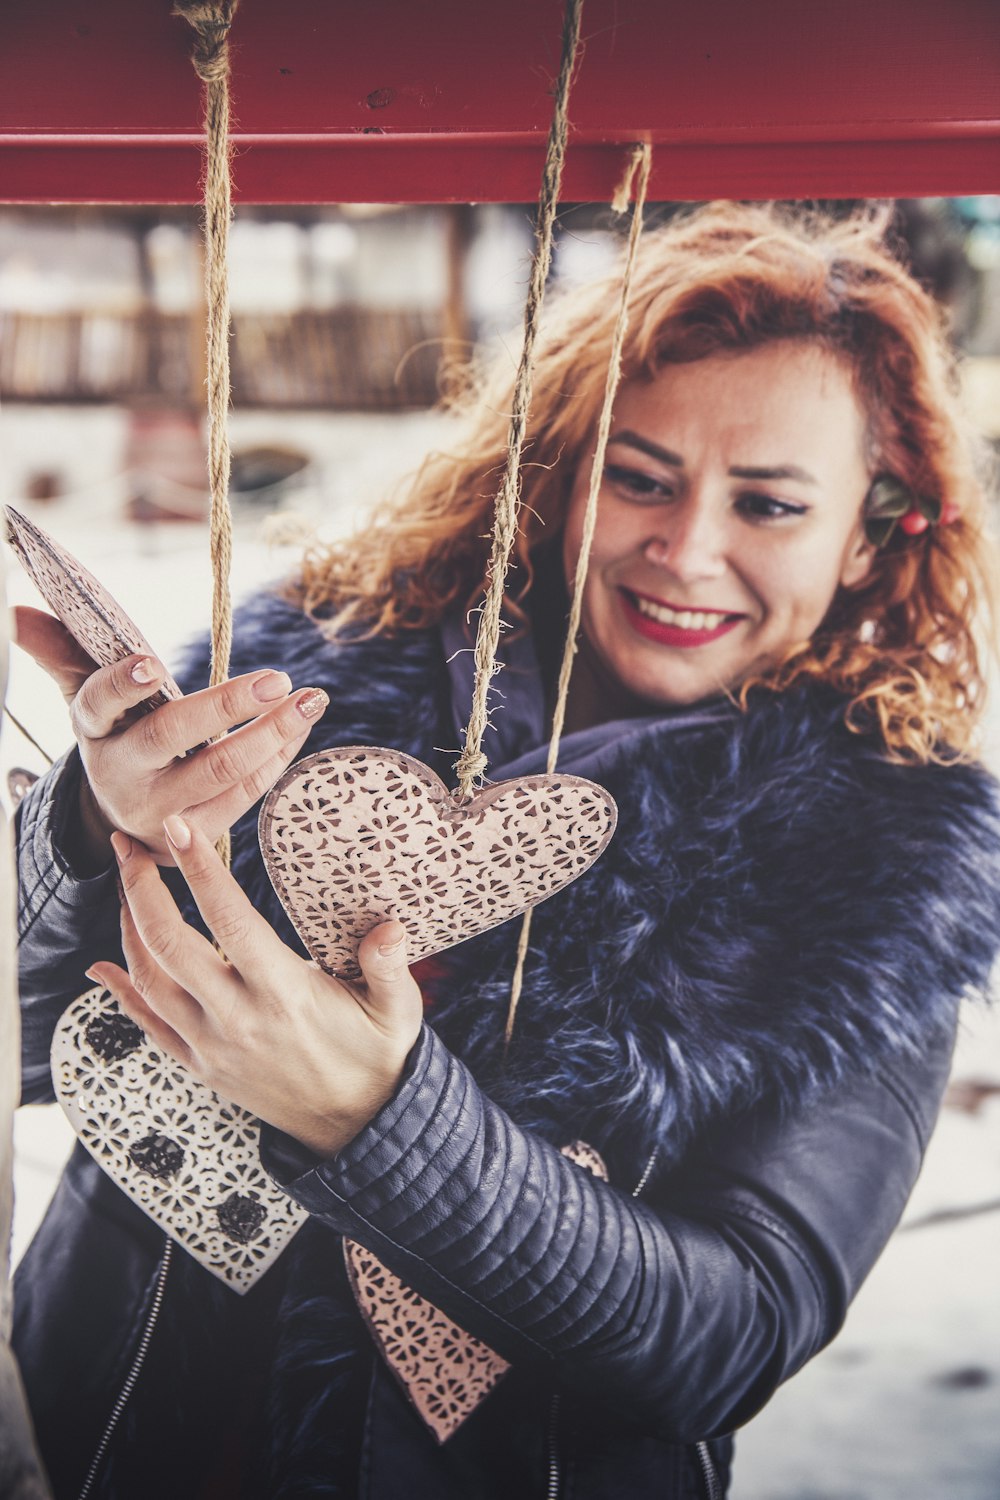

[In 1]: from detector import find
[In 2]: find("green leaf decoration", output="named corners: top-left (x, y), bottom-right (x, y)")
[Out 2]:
top-left (864, 515), bottom-right (899, 548)
top-left (862, 474), bottom-right (938, 548)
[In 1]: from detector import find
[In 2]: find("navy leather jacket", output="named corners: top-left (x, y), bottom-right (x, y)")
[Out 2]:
top-left (13, 592), bottom-right (1000, 1500)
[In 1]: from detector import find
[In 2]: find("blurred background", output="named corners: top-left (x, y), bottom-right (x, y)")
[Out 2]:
top-left (3, 196), bottom-right (999, 1499)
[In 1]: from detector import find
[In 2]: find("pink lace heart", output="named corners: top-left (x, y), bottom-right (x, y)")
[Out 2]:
top-left (4, 505), bottom-right (182, 709)
top-left (343, 1142), bottom-right (608, 1442)
top-left (259, 746), bottom-right (617, 981)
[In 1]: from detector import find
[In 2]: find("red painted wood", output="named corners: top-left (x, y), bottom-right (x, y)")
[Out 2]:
top-left (2, 0), bottom-right (998, 203)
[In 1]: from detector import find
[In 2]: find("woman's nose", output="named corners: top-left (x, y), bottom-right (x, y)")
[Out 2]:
top-left (643, 505), bottom-right (726, 581)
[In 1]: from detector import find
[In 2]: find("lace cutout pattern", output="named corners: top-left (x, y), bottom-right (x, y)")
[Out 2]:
top-left (260, 747), bottom-right (618, 982)
top-left (4, 505), bottom-right (182, 709)
top-left (343, 1141), bottom-right (608, 1443)
top-left (52, 987), bottom-right (308, 1293)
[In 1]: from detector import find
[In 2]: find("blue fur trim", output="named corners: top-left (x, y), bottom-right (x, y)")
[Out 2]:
top-left (176, 587), bottom-right (1000, 1177)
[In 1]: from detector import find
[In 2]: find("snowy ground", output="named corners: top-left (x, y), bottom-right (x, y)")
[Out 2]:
top-left (4, 407), bottom-right (999, 1499)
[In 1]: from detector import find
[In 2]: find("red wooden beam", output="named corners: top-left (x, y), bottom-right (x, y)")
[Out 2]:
top-left (2, 0), bottom-right (998, 204)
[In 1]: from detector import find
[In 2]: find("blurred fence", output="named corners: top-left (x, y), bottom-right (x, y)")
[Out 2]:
top-left (0, 307), bottom-right (444, 409)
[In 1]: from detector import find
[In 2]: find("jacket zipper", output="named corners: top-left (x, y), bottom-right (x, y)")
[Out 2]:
top-left (695, 1439), bottom-right (722, 1500)
top-left (543, 1147), bottom-right (661, 1499)
top-left (546, 1392), bottom-right (561, 1500)
top-left (77, 1235), bottom-right (173, 1500)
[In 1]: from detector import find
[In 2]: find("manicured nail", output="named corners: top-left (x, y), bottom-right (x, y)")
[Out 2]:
top-left (252, 670), bottom-right (292, 702)
top-left (110, 831), bottom-right (132, 862)
top-left (296, 689), bottom-right (329, 720)
top-left (163, 814), bottom-right (192, 851)
top-left (378, 934), bottom-right (406, 958)
top-left (84, 968), bottom-right (101, 985)
top-left (131, 657), bottom-right (159, 685)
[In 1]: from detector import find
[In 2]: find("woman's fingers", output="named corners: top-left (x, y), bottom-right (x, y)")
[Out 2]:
top-left (186, 724), bottom-right (316, 840)
top-left (158, 815), bottom-right (273, 975)
top-left (85, 958), bottom-right (194, 1068)
top-left (70, 652), bottom-right (168, 741)
top-left (111, 669), bottom-right (300, 767)
top-left (112, 831), bottom-right (226, 1000)
top-left (160, 686), bottom-right (326, 811)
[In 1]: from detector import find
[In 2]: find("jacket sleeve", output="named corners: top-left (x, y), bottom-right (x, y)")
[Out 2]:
top-left (261, 1014), bottom-right (955, 1443)
top-left (16, 748), bottom-right (123, 1104)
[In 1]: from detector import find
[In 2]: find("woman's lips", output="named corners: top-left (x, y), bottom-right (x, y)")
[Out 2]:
top-left (619, 589), bottom-right (745, 648)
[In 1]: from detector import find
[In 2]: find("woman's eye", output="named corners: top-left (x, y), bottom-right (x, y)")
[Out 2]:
top-left (604, 464), bottom-right (675, 503)
top-left (736, 492), bottom-right (809, 521)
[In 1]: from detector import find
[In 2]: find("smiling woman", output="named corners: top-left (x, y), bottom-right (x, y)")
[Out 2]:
top-left (13, 202), bottom-right (1000, 1500)
top-left (561, 344), bottom-right (876, 711)
top-left (303, 201), bottom-right (996, 761)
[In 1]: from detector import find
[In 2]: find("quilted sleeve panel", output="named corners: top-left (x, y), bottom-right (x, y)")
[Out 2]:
top-left (262, 1016), bottom-right (953, 1442)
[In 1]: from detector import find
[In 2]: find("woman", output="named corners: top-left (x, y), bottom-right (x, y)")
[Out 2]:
top-left (13, 202), bottom-right (1000, 1500)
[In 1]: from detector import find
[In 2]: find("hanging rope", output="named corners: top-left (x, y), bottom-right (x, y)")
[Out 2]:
top-left (504, 142), bottom-right (653, 1050)
top-left (173, 0), bottom-right (239, 865)
top-left (453, 0), bottom-right (584, 798)
top-left (2, 706), bottom-right (54, 766)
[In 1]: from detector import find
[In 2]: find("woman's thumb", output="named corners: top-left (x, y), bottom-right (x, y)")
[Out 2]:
top-left (357, 920), bottom-right (421, 1025)
top-left (12, 605), bottom-right (97, 702)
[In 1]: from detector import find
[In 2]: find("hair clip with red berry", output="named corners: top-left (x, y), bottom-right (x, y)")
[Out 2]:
top-left (863, 475), bottom-right (959, 548)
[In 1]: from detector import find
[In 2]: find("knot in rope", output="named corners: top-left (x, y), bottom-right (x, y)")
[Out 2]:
top-left (172, 0), bottom-right (239, 84)
top-left (452, 0), bottom-right (584, 800)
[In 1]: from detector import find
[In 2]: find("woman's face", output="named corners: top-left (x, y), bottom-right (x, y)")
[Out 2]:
top-left (562, 342), bottom-right (875, 707)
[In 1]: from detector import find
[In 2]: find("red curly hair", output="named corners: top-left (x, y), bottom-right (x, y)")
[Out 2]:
top-left (293, 202), bottom-right (997, 762)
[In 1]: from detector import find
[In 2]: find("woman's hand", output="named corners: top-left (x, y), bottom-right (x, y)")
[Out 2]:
top-left (13, 605), bottom-right (328, 868)
top-left (85, 816), bottom-right (424, 1156)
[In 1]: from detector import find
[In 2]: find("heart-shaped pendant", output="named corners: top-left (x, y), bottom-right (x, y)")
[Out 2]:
top-left (51, 987), bottom-right (308, 1292)
top-left (259, 746), bottom-right (617, 981)
top-left (4, 504), bottom-right (182, 710)
top-left (343, 1141), bottom-right (607, 1442)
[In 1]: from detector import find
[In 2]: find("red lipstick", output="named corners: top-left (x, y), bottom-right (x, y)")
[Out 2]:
top-left (619, 590), bottom-right (744, 648)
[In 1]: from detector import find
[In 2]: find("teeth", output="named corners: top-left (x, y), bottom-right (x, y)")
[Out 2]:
top-left (634, 597), bottom-right (731, 629)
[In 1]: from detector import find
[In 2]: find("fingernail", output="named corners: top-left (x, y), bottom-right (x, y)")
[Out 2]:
top-left (296, 689), bottom-right (328, 721)
top-left (131, 657), bottom-right (159, 685)
top-left (163, 813), bottom-right (191, 851)
top-left (84, 968), bottom-right (101, 985)
top-left (110, 831), bottom-right (132, 862)
top-left (252, 670), bottom-right (292, 702)
top-left (378, 935), bottom-right (406, 958)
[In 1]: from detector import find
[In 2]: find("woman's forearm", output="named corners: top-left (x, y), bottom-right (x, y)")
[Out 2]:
top-left (262, 1018), bottom-right (952, 1442)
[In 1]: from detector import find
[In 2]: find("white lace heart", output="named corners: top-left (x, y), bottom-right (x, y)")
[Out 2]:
top-left (51, 987), bottom-right (308, 1293)
top-left (259, 745), bottom-right (617, 981)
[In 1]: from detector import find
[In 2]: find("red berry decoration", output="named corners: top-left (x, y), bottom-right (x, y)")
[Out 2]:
top-left (900, 509), bottom-right (930, 536)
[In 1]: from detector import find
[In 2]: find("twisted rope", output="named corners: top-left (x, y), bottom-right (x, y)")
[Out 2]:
top-left (453, 0), bottom-right (584, 798)
top-left (504, 143), bottom-right (653, 1050)
top-left (173, 0), bottom-right (239, 866)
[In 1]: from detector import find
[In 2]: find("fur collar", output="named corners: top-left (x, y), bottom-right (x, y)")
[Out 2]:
top-left (177, 587), bottom-right (1000, 1177)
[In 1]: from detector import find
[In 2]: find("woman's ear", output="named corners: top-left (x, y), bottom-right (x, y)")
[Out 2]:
top-left (839, 527), bottom-right (877, 591)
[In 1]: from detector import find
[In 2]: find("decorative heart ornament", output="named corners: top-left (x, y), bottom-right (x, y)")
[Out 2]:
top-left (344, 1141), bottom-right (608, 1442)
top-left (260, 748), bottom-right (617, 1393)
top-left (259, 746), bottom-right (618, 982)
top-left (11, 510), bottom-right (291, 1287)
top-left (4, 504), bottom-right (182, 710)
top-left (51, 987), bottom-right (308, 1292)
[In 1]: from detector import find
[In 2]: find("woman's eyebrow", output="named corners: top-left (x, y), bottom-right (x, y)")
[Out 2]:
top-left (609, 431), bottom-right (684, 466)
top-left (729, 464), bottom-right (819, 486)
top-left (609, 434), bottom-right (819, 488)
